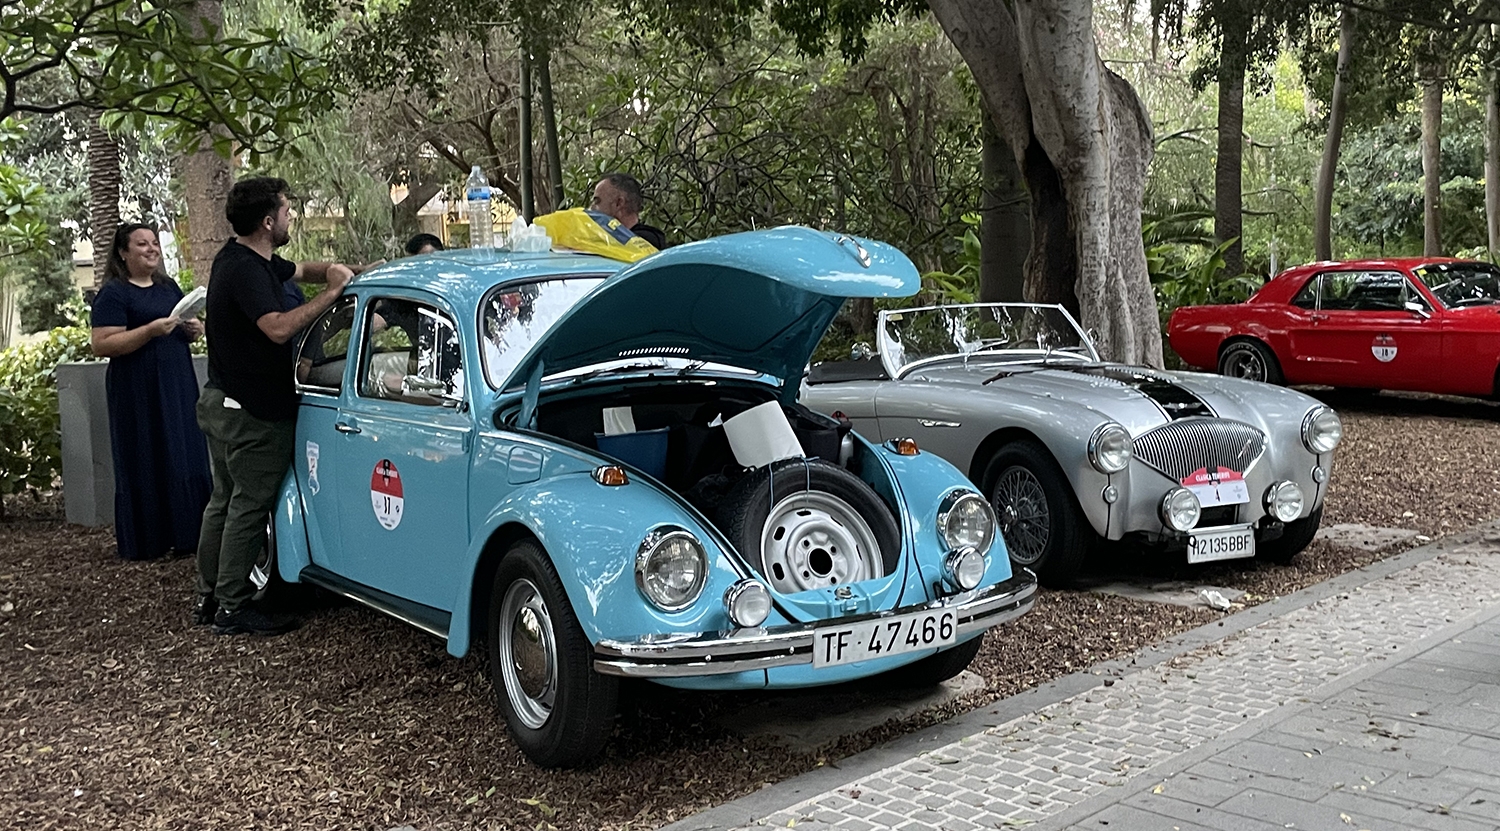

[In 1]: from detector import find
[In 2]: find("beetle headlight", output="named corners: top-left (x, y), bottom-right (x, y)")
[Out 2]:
top-left (1302, 407), bottom-right (1343, 454)
top-left (635, 527), bottom-right (708, 611)
top-left (1088, 423), bottom-right (1133, 474)
top-left (938, 491), bottom-right (996, 556)
top-left (943, 547), bottom-right (986, 591)
top-left (1160, 487), bottom-right (1201, 532)
top-left (723, 580), bottom-right (771, 628)
top-left (1264, 481), bottom-right (1305, 523)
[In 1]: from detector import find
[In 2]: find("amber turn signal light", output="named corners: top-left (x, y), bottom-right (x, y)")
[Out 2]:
top-left (593, 465), bottom-right (630, 486)
top-left (889, 437), bottom-right (920, 456)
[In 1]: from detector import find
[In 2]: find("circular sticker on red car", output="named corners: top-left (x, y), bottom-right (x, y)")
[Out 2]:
top-left (371, 459), bottom-right (404, 530)
top-left (1371, 334), bottom-right (1398, 363)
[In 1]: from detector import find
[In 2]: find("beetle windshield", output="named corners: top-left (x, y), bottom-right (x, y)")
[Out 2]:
top-left (481, 277), bottom-right (606, 388)
top-left (1413, 262), bottom-right (1500, 308)
top-left (878, 303), bottom-right (1097, 376)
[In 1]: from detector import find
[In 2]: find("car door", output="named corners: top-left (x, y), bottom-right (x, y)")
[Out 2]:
top-left (330, 292), bottom-right (473, 610)
top-left (292, 296), bottom-right (358, 570)
top-left (1286, 270), bottom-right (1440, 389)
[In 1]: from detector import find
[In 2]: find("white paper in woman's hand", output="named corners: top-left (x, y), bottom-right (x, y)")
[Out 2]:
top-left (171, 285), bottom-right (208, 321)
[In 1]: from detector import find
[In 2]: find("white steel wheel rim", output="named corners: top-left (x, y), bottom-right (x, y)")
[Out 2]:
top-left (499, 579), bottom-right (557, 730)
top-left (759, 491), bottom-right (883, 593)
top-left (993, 466), bottom-right (1051, 566)
top-left (1224, 348), bottom-right (1266, 382)
top-left (250, 520), bottom-right (273, 591)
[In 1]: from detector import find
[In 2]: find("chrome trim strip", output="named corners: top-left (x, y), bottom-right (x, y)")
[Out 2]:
top-left (592, 570), bottom-right (1037, 678)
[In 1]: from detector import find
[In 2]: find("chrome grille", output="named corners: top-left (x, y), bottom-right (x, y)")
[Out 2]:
top-left (1132, 418), bottom-right (1266, 482)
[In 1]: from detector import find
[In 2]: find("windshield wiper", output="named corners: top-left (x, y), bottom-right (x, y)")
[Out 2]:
top-left (567, 362), bottom-right (669, 384)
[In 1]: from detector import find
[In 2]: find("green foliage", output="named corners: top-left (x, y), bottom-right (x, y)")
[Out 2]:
top-left (16, 240), bottom-right (78, 333)
top-left (0, 326), bottom-right (92, 503)
top-left (1144, 208), bottom-right (1263, 320)
top-left (919, 213), bottom-right (981, 305)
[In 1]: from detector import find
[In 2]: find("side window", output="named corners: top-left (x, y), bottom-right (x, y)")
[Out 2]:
top-left (1318, 272), bottom-right (1359, 310)
top-left (358, 297), bottom-right (464, 407)
top-left (1346, 271), bottom-right (1407, 310)
top-left (1290, 276), bottom-right (1319, 309)
top-left (295, 297), bottom-right (356, 394)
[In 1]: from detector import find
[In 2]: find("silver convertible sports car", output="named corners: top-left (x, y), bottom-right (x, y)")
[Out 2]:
top-left (802, 303), bottom-right (1342, 586)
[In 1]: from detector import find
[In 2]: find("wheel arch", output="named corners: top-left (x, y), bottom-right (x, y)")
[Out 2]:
top-left (1218, 335), bottom-right (1285, 379)
top-left (466, 521), bottom-right (539, 657)
top-left (968, 426), bottom-right (1048, 492)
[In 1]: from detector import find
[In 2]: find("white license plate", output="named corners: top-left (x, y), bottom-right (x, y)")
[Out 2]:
top-left (812, 609), bottom-right (957, 668)
top-left (1187, 525), bottom-right (1256, 564)
top-left (1185, 479), bottom-right (1249, 508)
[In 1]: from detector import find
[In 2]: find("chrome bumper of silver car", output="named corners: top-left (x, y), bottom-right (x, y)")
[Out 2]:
top-left (592, 570), bottom-right (1037, 679)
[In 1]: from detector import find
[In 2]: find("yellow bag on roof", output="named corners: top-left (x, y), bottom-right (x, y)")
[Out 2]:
top-left (533, 208), bottom-right (659, 263)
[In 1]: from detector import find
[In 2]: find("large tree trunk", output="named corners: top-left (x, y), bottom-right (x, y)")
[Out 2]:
top-left (1315, 5), bottom-right (1356, 262)
top-left (518, 48), bottom-right (535, 222)
top-left (87, 116), bottom-right (121, 289)
top-left (979, 111), bottom-right (1029, 302)
top-left (1420, 54), bottom-right (1444, 257)
top-left (931, 0), bottom-right (1162, 367)
top-left (1215, 41), bottom-right (1246, 276)
top-left (182, 0), bottom-right (232, 287)
top-left (1486, 29), bottom-right (1500, 259)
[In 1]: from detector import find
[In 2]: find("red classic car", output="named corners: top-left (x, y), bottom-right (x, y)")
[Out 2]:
top-left (1168, 258), bottom-right (1500, 397)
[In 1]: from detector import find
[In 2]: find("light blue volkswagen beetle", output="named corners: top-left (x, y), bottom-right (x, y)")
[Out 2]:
top-left (268, 227), bottom-right (1036, 767)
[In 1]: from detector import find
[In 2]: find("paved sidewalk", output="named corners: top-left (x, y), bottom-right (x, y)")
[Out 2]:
top-left (664, 523), bottom-right (1500, 831)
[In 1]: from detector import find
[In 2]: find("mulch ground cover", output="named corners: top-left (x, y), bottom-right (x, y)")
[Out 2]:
top-left (3, 389), bottom-right (1497, 830)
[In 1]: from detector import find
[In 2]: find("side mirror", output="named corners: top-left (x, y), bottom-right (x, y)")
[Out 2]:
top-left (1403, 301), bottom-right (1431, 320)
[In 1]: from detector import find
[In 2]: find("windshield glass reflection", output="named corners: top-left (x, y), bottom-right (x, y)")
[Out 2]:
top-left (1414, 262), bottom-right (1500, 308)
top-left (481, 278), bottom-right (605, 388)
top-left (879, 304), bottom-right (1096, 375)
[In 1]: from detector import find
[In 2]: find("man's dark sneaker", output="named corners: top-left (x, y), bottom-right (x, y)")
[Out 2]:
top-left (212, 605), bottom-right (299, 637)
top-left (193, 593), bottom-right (218, 626)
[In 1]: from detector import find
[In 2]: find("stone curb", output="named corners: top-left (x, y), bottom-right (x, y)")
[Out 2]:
top-left (657, 519), bottom-right (1500, 831)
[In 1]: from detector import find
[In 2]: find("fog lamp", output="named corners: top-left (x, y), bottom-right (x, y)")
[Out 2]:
top-left (943, 547), bottom-right (986, 591)
top-left (723, 580), bottom-right (771, 628)
top-left (1264, 480), bottom-right (1305, 523)
top-left (1160, 487), bottom-right (1201, 532)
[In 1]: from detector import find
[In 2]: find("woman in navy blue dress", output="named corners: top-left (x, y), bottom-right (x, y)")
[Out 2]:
top-left (89, 224), bottom-right (212, 560)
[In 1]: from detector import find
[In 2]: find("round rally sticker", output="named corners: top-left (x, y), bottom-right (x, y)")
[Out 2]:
top-left (1371, 334), bottom-right (1397, 363)
top-left (370, 459), bottom-right (404, 530)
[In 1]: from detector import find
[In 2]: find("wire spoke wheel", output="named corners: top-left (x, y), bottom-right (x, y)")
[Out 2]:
top-left (993, 465), bottom-right (1051, 566)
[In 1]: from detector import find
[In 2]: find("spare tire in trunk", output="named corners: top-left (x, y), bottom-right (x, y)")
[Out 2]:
top-left (716, 459), bottom-right (901, 593)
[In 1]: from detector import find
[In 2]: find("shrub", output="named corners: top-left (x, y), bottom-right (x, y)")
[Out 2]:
top-left (0, 326), bottom-right (93, 514)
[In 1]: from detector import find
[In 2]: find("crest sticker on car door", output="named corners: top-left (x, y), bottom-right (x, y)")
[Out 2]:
top-left (370, 459), bottom-right (404, 530)
top-left (1371, 334), bottom-right (1398, 362)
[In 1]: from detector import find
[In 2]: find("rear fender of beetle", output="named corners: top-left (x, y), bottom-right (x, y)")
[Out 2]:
top-left (443, 471), bottom-right (755, 658)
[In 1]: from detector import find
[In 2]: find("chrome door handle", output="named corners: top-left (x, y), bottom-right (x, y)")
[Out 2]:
top-left (335, 422), bottom-right (361, 434)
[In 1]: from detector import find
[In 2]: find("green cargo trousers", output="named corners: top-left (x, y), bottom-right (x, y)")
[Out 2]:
top-left (195, 387), bottom-right (295, 613)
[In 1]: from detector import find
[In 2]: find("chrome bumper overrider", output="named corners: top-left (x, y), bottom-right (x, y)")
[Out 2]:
top-left (592, 570), bottom-right (1037, 678)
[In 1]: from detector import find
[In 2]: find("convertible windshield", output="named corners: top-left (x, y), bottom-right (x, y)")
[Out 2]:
top-left (878, 303), bottom-right (1097, 375)
top-left (1413, 262), bottom-right (1500, 308)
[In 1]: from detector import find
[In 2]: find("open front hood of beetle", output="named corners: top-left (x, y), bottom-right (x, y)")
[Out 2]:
top-left (499, 227), bottom-right (919, 395)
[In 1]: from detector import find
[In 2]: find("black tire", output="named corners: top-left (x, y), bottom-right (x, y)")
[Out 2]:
top-left (1218, 339), bottom-right (1284, 386)
top-left (984, 442), bottom-right (1090, 588)
top-left (1258, 505), bottom-right (1323, 565)
top-left (717, 458), bottom-right (901, 592)
top-left (488, 539), bottom-right (618, 768)
top-left (884, 633), bottom-right (984, 688)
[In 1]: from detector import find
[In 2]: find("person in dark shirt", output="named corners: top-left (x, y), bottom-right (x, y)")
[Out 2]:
top-left (590, 172), bottom-right (667, 250)
top-left (195, 176), bottom-right (360, 636)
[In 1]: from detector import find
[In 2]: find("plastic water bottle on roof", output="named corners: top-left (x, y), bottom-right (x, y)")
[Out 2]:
top-left (466, 165), bottom-right (493, 248)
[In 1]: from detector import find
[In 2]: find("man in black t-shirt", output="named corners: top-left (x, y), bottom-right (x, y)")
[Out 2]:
top-left (590, 172), bottom-right (668, 249)
top-left (194, 176), bottom-right (358, 636)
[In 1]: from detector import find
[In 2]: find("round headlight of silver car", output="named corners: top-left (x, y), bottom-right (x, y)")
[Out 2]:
top-left (635, 528), bottom-right (708, 611)
top-left (723, 579), bottom-right (771, 628)
top-left (1160, 487), bottom-right (1202, 532)
top-left (938, 491), bottom-right (996, 555)
top-left (1088, 423), bottom-right (1133, 474)
top-left (1302, 407), bottom-right (1343, 454)
top-left (1264, 480), bottom-right (1305, 523)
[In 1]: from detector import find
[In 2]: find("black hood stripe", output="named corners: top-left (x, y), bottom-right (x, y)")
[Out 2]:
top-left (1045, 366), bottom-right (1216, 420)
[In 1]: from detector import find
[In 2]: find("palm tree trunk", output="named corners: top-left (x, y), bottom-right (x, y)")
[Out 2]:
top-left (1314, 6), bottom-right (1356, 261)
top-left (87, 116), bottom-right (121, 289)
top-left (1215, 44), bottom-right (1246, 276)
top-left (1420, 54), bottom-right (1444, 256)
top-left (181, 0), bottom-right (232, 287)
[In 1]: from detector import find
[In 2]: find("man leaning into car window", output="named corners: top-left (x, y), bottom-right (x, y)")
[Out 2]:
top-left (194, 176), bottom-right (368, 637)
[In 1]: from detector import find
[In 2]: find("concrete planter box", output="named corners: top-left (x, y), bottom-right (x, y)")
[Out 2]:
top-left (57, 355), bottom-right (208, 527)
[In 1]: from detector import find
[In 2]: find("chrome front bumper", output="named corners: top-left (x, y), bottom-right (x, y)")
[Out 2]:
top-left (592, 570), bottom-right (1037, 679)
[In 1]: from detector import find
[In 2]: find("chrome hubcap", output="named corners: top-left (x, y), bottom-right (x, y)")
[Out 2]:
top-left (992, 466), bottom-right (1050, 566)
top-left (759, 491), bottom-right (883, 593)
top-left (499, 579), bottom-right (556, 730)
